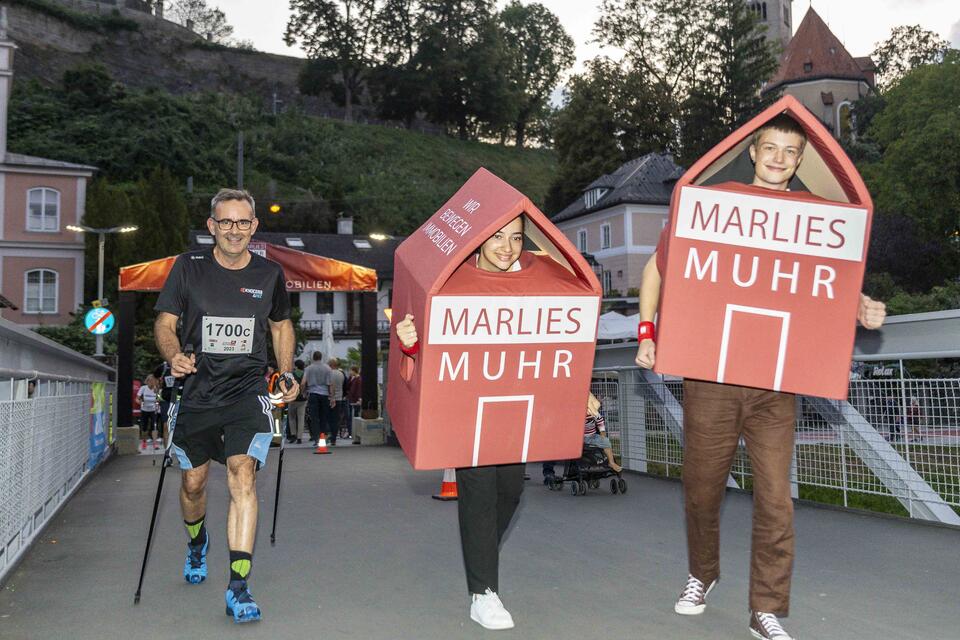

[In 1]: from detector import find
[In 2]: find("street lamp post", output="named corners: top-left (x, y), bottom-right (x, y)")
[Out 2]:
top-left (67, 224), bottom-right (138, 357)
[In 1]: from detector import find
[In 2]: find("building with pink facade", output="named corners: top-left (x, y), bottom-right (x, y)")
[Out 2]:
top-left (551, 153), bottom-right (683, 298)
top-left (0, 17), bottom-right (96, 326)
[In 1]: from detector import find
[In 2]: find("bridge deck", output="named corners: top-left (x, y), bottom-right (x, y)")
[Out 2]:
top-left (0, 445), bottom-right (955, 639)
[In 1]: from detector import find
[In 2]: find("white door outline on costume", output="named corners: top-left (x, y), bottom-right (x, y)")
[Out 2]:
top-left (717, 304), bottom-right (791, 392)
top-left (472, 395), bottom-right (535, 467)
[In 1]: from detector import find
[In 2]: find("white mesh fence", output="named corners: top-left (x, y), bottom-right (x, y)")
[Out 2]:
top-left (0, 378), bottom-right (114, 582)
top-left (598, 368), bottom-right (960, 521)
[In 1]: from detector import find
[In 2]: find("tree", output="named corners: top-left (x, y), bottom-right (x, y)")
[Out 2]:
top-left (863, 52), bottom-right (960, 242)
top-left (546, 58), bottom-right (675, 212)
top-left (594, 0), bottom-right (712, 96)
top-left (858, 53), bottom-right (960, 289)
top-left (498, 2), bottom-right (575, 147)
top-left (412, 0), bottom-right (512, 139)
top-left (677, 0), bottom-right (779, 165)
top-left (285, 0), bottom-right (381, 122)
top-left (872, 25), bottom-right (951, 89)
top-left (169, 0), bottom-right (234, 43)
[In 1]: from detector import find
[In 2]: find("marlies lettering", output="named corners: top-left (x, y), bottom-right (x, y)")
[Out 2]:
top-left (690, 200), bottom-right (847, 249)
top-left (441, 306), bottom-right (583, 338)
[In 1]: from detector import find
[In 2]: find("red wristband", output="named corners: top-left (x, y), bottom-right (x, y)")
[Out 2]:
top-left (638, 321), bottom-right (656, 342)
top-left (399, 341), bottom-right (419, 356)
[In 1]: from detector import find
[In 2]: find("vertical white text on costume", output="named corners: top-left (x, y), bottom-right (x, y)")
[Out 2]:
top-left (772, 259), bottom-right (800, 294)
top-left (812, 265), bottom-right (836, 299)
top-left (518, 351), bottom-right (541, 379)
top-left (732, 254), bottom-right (759, 288)
top-left (440, 352), bottom-right (469, 381)
top-left (483, 351), bottom-right (506, 381)
top-left (684, 247), bottom-right (719, 282)
top-left (463, 199), bottom-right (481, 214)
top-left (553, 350), bottom-right (573, 378)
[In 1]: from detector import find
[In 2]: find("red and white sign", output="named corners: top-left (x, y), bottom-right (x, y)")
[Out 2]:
top-left (387, 168), bottom-right (602, 470)
top-left (655, 97), bottom-right (874, 400)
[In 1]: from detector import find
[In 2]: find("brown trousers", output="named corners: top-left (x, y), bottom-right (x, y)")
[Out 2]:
top-left (682, 379), bottom-right (796, 616)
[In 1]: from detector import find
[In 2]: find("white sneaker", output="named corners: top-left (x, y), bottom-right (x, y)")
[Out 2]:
top-left (470, 589), bottom-right (515, 630)
top-left (749, 611), bottom-right (794, 640)
top-left (674, 574), bottom-right (717, 615)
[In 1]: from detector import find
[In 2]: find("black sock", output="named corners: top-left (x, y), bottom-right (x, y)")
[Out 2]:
top-left (229, 550), bottom-right (252, 584)
top-left (184, 516), bottom-right (206, 547)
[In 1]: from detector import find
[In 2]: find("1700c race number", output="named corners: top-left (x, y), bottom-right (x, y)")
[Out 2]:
top-left (202, 316), bottom-right (255, 354)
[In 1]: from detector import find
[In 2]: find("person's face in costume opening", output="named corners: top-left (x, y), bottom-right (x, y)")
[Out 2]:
top-left (477, 217), bottom-right (523, 273)
top-left (208, 198), bottom-right (259, 260)
top-left (749, 128), bottom-right (805, 191)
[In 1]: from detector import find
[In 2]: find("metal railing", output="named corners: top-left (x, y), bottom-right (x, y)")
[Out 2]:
top-left (299, 319), bottom-right (390, 335)
top-left (591, 368), bottom-right (960, 525)
top-left (0, 371), bottom-right (115, 583)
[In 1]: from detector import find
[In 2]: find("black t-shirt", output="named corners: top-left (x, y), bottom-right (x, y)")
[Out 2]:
top-left (155, 248), bottom-right (291, 410)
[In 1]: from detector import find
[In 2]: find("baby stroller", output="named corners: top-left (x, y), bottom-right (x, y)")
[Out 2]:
top-left (546, 445), bottom-right (627, 496)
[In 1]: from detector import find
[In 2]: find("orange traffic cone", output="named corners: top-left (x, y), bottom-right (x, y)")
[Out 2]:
top-left (313, 432), bottom-right (332, 455)
top-left (432, 468), bottom-right (458, 501)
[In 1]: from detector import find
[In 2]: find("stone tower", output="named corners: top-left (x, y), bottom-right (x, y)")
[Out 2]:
top-left (747, 0), bottom-right (794, 51)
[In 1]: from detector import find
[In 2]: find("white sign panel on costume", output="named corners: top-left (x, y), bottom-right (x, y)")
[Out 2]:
top-left (427, 296), bottom-right (599, 345)
top-left (674, 186), bottom-right (868, 261)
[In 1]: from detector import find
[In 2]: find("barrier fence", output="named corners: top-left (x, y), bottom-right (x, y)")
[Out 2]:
top-left (0, 373), bottom-right (115, 583)
top-left (591, 368), bottom-right (960, 525)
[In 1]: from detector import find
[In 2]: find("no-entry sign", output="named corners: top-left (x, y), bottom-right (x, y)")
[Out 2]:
top-left (84, 307), bottom-right (115, 335)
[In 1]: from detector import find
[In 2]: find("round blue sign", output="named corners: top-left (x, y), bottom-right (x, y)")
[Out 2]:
top-left (84, 307), bottom-right (115, 335)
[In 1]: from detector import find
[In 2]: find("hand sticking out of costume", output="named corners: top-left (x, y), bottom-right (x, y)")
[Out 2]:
top-left (586, 392), bottom-right (601, 418)
top-left (396, 314), bottom-right (419, 356)
top-left (857, 294), bottom-right (887, 330)
top-left (635, 340), bottom-right (655, 370)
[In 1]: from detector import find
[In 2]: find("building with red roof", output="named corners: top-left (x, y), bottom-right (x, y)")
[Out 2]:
top-left (763, 7), bottom-right (876, 139)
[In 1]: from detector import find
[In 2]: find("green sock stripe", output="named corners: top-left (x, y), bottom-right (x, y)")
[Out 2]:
top-left (186, 519), bottom-right (204, 539)
top-left (230, 559), bottom-right (251, 578)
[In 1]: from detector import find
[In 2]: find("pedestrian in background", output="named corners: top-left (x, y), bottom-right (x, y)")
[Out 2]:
top-left (303, 351), bottom-right (331, 445)
top-left (286, 359), bottom-right (307, 444)
top-left (327, 358), bottom-right (346, 444)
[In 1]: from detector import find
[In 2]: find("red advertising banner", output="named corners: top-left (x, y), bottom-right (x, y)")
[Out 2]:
top-left (119, 241), bottom-right (377, 292)
top-left (655, 96), bottom-right (873, 400)
top-left (386, 168), bottom-right (603, 470)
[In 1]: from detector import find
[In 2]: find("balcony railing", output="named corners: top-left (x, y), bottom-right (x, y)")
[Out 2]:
top-left (300, 319), bottom-right (390, 335)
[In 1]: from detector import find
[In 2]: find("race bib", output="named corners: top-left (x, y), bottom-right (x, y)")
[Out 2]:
top-left (202, 316), bottom-right (255, 355)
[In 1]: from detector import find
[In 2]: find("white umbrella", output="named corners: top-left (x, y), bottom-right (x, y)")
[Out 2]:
top-left (321, 313), bottom-right (336, 359)
top-left (598, 311), bottom-right (639, 340)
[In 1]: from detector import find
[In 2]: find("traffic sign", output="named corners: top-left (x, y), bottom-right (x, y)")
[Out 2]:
top-left (84, 307), bottom-right (115, 335)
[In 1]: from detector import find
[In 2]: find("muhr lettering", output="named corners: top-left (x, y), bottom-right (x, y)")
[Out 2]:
top-left (438, 349), bottom-right (573, 381)
top-left (684, 247), bottom-right (837, 299)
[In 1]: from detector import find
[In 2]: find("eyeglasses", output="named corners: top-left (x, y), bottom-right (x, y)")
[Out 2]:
top-left (212, 218), bottom-right (254, 231)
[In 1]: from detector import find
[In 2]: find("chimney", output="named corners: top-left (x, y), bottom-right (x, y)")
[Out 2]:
top-left (155, 0), bottom-right (163, 19)
top-left (337, 215), bottom-right (354, 235)
top-left (186, 18), bottom-right (194, 32)
top-left (0, 6), bottom-right (18, 159)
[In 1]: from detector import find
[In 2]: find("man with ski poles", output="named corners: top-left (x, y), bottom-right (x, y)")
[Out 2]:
top-left (153, 188), bottom-right (299, 623)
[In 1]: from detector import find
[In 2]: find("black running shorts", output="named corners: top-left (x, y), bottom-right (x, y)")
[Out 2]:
top-left (171, 395), bottom-right (276, 470)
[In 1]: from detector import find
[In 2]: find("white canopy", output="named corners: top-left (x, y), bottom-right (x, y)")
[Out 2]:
top-left (598, 311), bottom-right (639, 341)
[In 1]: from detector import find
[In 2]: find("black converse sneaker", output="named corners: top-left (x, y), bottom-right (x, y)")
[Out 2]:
top-left (749, 611), bottom-right (795, 640)
top-left (674, 574), bottom-right (717, 615)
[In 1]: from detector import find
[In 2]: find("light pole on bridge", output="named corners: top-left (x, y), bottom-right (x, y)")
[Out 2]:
top-left (66, 224), bottom-right (138, 357)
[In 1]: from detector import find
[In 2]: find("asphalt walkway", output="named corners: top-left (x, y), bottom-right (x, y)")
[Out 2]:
top-left (0, 445), bottom-right (956, 639)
